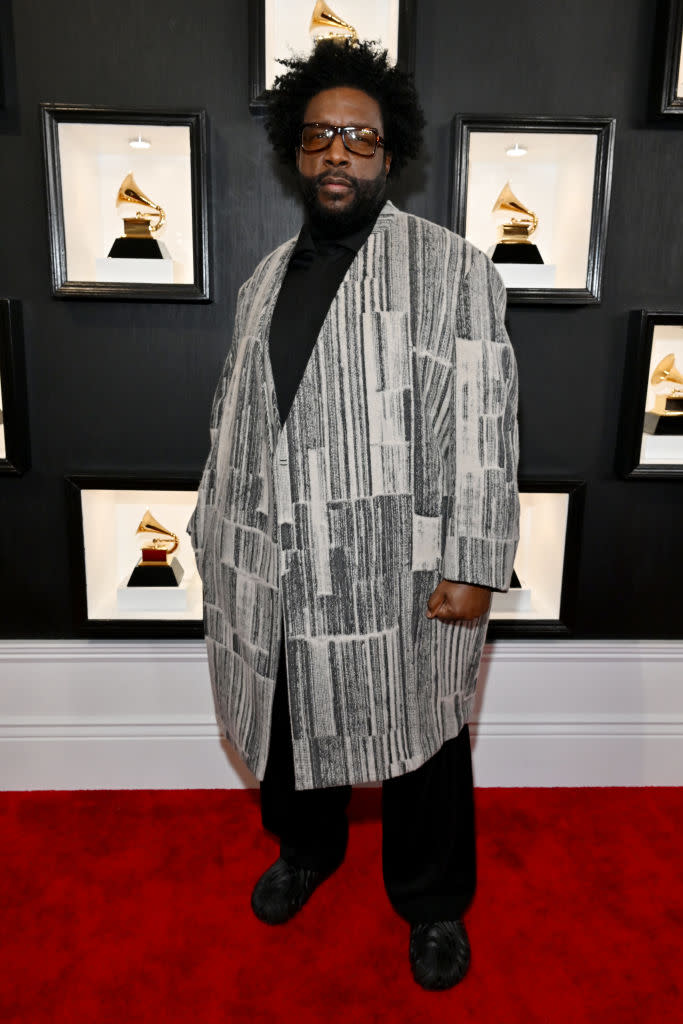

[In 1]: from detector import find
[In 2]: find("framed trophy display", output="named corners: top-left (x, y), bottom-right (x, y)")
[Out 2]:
top-left (41, 105), bottom-right (210, 301)
top-left (450, 116), bottom-right (615, 304)
top-left (66, 477), bottom-right (203, 637)
top-left (0, 299), bottom-right (30, 476)
top-left (659, 0), bottom-right (683, 116)
top-left (487, 481), bottom-right (585, 638)
top-left (249, 0), bottom-right (416, 113)
top-left (619, 311), bottom-right (683, 479)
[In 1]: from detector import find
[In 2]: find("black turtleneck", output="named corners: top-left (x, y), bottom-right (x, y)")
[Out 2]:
top-left (268, 213), bottom-right (379, 428)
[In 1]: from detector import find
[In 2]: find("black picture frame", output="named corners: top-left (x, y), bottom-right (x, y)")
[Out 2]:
top-left (450, 115), bottom-right (616, 305)
top-left (248, 0), bottom-right (417, 114)
top-left (40, 105), bottom-right (210, 301)
top-left (0, 299), bottom-right (30, 476)
top-left (618, 310), bottom-right (683, 479)
top-left (65, 475), bottom-right (203, 638)
top-left (659, 0), bottom-right (683, 116)
top-left (486, 480), bottom-right (586, 639)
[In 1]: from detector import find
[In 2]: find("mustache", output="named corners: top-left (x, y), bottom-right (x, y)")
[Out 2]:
top-left (313, 172), bottom-right (358, 189)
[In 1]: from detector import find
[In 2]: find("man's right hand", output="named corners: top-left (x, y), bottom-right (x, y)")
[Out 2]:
top-left (426, 580), bottom-right (492, 623)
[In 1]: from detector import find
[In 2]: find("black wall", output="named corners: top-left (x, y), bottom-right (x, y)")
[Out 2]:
top-left (0, 0), bottom-right (681, 638)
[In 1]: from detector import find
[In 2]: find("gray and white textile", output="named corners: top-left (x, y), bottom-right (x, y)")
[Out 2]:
top-left (188, 200), bottom-right (520, 790)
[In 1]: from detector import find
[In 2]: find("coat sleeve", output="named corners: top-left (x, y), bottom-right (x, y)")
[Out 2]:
top-left (186, 281), bottom-right (248, 557)
top-left (441, 250), bottom-right (520, 591)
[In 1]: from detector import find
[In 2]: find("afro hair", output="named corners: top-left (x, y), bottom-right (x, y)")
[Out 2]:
top-left (264, 39), bottom-right (425, 180)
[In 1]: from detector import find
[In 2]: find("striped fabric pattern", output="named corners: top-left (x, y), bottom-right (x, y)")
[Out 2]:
top-left (188, 201), bottom-right (519, 790)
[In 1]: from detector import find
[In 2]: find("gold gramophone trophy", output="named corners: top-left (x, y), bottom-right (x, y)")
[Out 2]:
top-left (490, 182), bottom-right (544, 265)
top-left (309, 1), bottom-right (358, 43)
top-left (643, 353), bottom-right (683, 435)
top-left (107, 173), bottom-right (167, 260)
top-left (126, 509), bottom-right (184, 588)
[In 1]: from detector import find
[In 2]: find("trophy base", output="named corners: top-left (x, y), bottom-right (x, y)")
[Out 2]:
top-left (643, 411), bottom-right (683, 436)
top-left (127, 556), bottom-right (184, 588)
top-left (653, 395), bottom-right (683, 414)
top-left (491, 243), bottom-right (544, 264)
top-left (108, 237), bottom-right (165, 259)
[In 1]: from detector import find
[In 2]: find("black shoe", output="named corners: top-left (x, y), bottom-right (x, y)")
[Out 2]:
top-left (409, 920), bottom-right (471, 990)
top-left (251, 856), bottom-right (333, 925)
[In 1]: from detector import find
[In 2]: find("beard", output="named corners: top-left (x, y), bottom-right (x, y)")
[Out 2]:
top-left (298, 166), bottom-right (388, 239)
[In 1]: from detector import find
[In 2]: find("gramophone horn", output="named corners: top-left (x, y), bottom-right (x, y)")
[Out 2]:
top-left (651, 353), bottom-right (683, 388)
top-left (309, 1), bottom-right (358, 43)
top-left (491, 181), bottom-right (539, 235)
top-left (116, 172), bottom-right (166, 233)
top-left (135, 509), bottom-right (179, 554)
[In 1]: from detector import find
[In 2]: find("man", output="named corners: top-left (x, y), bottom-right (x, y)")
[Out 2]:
top-left (188, 40), bottom-right (519, 991)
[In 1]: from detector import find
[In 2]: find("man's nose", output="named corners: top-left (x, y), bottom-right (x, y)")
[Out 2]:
top-left (323, 133), bottom-right (350, 164)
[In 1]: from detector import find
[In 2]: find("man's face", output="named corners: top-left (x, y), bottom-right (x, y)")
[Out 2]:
top-left (296, 86), bottom-right (392, 235)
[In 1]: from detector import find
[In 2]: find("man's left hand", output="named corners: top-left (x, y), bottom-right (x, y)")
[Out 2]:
top-left (426, 580), bottom-right (492, 623)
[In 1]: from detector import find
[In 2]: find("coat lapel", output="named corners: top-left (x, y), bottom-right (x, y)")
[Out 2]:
top-left (265, 200), bottom-right (399, 462)
top-left (252, 239), bottom-right (296, 467)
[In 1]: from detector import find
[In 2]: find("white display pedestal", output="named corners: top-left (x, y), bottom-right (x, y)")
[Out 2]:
top-left (95, 257), bottom-right (175, 284)
top-left (116, 578), bottom-right (189, 613)
top-left (491, 580), bottom-right (532, 614)
top-left (640, 433), bottom-right (683, 465)
top-left (494, 264), bottom-right (557, 289)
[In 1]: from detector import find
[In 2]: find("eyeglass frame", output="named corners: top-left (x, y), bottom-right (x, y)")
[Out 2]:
top-left (299, 122), bottom-right (386, 157)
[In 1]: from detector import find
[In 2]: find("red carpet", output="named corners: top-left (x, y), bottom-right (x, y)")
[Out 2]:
top-left (1, 787), bottom-right (681, 1023)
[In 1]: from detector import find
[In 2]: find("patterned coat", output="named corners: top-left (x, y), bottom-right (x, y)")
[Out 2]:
top-left (188, 200), bottom-right (520, 790)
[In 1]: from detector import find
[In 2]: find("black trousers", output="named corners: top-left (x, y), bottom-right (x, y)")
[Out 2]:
top-left (260, 619), bottom-right (477, 924)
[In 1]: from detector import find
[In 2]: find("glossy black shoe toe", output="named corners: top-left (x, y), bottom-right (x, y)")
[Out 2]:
top-left (251, 856), bottom-right (333, 925)
top-left (409, 919), bottom-right (471, 990)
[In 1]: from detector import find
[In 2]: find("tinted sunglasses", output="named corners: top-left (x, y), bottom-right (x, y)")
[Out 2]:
top-left (300, 122), bottom-right (386, 157)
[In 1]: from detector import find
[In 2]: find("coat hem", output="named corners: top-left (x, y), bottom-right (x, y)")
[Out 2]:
top-left (288, 692), bottom-right (477, 791)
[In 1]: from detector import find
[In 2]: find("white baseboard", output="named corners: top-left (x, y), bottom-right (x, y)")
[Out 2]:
top-left (1, 640), bottom-right (682, 789)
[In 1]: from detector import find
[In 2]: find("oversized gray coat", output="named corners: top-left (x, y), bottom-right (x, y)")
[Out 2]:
top-left (188, 200), bottom-right (520, 790)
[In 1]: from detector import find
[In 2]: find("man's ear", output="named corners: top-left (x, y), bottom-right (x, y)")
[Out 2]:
top-left (384, 151), bottom-right (392, 177)
top-left (295, 146), bottom-right (301, 171)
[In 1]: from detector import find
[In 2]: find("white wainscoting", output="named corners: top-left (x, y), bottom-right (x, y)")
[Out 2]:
top-left (0, 640), bottom-right (681, 790)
